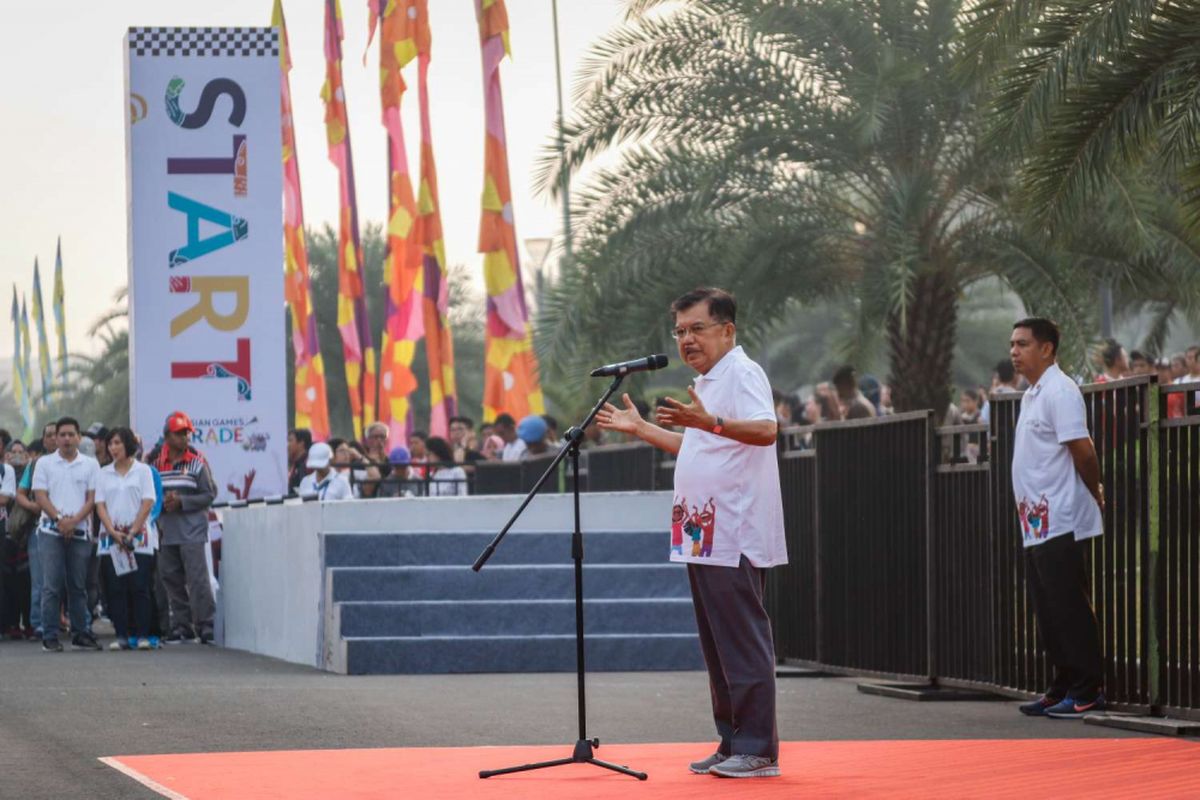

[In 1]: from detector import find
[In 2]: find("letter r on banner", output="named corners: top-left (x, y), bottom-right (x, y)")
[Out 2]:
top-left (169, 275), bottom-right (251, 336)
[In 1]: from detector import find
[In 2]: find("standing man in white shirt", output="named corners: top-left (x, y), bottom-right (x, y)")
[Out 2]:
top-left (597, 287), bottom-right (786, 779)
top-left (32, 416), bottom-right (101, 652)
top-left (1009, 318), bottom-right (1106, 718)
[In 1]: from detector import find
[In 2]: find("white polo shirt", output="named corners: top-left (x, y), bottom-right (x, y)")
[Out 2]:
top-left (31, 449), bottom-right (101, 539)
top-left (501, 438), bottom-right (527, 462)
top-left (298, 470), bottom-right (354, 501)
top-left (671, 346), bottom-right (787, 568)
top-left (1011, 363), bottom-right (1102, 547)
top-left (96, 461), bottom-right (159, 555)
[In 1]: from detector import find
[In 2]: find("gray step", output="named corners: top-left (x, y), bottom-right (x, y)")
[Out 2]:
top-left (324, 530), bottom-right (668, 567)
top-left (329, 563), bottom-right (691, 602)
top-left (337, 598), bottom-right (699, 637)
top-left (343, 633), bottom-right (705, 674)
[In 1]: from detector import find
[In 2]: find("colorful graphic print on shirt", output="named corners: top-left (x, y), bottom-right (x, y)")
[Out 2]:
top-left (100, 524), bottom-right (150, 554)
top-left (1018, 494), bottom-right (1051, 542)
top-left (672, 497), bottom-right (717, 557)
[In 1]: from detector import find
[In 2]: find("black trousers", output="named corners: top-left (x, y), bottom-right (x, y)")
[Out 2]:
top-left (687, 556), bottom-right (779, 760)
top-left (1026, 534), bottom-right (1104, 700)
top-left (102, 553), bottom-right (154, 640)
top-left (0, 538), bottom-right (31, 630)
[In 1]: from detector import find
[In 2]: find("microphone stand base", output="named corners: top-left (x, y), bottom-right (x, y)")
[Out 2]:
top-left (478, 739), bottom-right (648, 781)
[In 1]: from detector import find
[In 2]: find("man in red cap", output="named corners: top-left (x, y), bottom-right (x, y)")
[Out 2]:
top-left (155, 411), bottom-right (217, 644)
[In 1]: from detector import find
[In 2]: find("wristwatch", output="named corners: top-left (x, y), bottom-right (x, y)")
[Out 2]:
top-left (711, 416), bottom-right (725, 435)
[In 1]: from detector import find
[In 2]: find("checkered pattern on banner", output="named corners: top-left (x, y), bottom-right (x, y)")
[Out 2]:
top-left (127, 27), bottom-right (278, 58)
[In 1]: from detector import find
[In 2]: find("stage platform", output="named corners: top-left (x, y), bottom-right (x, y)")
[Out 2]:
top-left (101, 738), bottom-right (1200, 799)
top-left (3, 640), bottom-right (1195, 799)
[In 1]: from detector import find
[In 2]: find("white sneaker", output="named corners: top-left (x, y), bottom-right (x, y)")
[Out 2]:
top-left (136, 638), bottom-right (152, 651)
top-left (108, 641), bottom-right (127, 651)
top-left (709, 754), bottom-right (780, 778)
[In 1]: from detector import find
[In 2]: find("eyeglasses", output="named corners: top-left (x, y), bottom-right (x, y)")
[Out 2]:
top-left (671, 321), bottom-right (727, 341)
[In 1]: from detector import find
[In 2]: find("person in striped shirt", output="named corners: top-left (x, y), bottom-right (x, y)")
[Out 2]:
top-left (154, 411), bottom-right (217, 645)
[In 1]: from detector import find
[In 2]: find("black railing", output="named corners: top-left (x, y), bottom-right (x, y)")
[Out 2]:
top-left (770, 429), bottom-right (817, 663)
top-left (932, 422), bottom-right (993, 686)
top-left (1158, 380), bottom-right (1200, 717)
top-left (765, 374), bottom-right (1200, 719)
top-left (815, 412), bottom-right (932, 678)
top-left (342, 462), bottom-right (473, 498)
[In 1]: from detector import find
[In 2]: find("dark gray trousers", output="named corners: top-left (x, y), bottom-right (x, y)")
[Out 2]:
top-left (158, 542), bottom-right (215, 636)
top-left (687, 556), bottom-right (779, 759)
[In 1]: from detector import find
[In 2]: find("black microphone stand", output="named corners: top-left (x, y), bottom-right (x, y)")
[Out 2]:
top-left (473, 374), bottom-right (648, 781)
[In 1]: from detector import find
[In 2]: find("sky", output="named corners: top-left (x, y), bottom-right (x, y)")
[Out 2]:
top-left (0, 0), bottom-right (626, 366)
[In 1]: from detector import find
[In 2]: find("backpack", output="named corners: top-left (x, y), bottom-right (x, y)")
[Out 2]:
top-left (4, 464), bottom-right (38, 549)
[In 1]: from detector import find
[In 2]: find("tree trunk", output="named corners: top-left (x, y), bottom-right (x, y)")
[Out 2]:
top-left (887, 272), bottom-right (958, 418)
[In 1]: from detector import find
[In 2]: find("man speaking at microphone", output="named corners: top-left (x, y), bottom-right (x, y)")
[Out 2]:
top-left (597, 287), bottom-right (786, 779)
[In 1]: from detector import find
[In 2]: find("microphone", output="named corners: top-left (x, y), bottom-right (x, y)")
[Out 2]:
top-left (590, 354), bottom-right (669, 377)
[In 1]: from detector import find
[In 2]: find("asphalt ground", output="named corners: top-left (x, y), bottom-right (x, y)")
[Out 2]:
top-left (0, 633), bottom-right (1147, 800)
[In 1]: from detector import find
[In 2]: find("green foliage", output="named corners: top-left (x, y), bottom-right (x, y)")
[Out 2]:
top-left (30, 288), bottom-right (130, 436)
top-left (963, 0), bottom-right (1200, 234)
top-left (963, 0), bottom-right (1200, 349)
top-left (534, 0), bottom-right (1110, 414)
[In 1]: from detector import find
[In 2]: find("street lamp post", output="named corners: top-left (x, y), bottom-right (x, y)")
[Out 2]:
top-left (524, 237), bottom-right (554, 312)
top-left (551, 0), bottom-right (572, 263)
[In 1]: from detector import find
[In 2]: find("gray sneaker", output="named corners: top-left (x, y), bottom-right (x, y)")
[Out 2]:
top-left (709, 754), bottom-right (780, 778)
top-left (688, 752), bottom-right (728, 774)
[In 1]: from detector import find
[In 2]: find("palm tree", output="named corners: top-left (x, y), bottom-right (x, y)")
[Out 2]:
top-left (536, 0), bottom-right (1101, 414)
top-left (962, 0), bottom-right (1200, 348)
top-left (43, 288), bottom-right (131, 428)
top-left (962, 0), bottom-right (1200, 233)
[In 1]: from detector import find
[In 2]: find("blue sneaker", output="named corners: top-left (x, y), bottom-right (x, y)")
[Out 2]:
top-left (1046, 694), bottom-right (1106, 719)
top-left (1018, 695), bottom-right (1061, 716)
top-left (128, 637), bottom-right (138, 649)
top-left (148, 636), bottom-right (161, 649)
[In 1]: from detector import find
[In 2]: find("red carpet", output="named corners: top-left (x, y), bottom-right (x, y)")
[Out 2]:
top-left (102, 738), bottom-right (1200, 799)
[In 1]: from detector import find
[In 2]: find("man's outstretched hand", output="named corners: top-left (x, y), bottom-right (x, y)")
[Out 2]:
top-left (596, 393), bottom-right (644, 435)
top-left (656, 386), bottom-right (714, 431)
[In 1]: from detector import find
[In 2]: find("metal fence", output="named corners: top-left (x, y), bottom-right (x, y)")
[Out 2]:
top-left (317, 444), bottom-right (671, 498)
top-left (1159, 380), bottom-right (1200, 718)
top-left (766, 374), bottom-right (1200, 719)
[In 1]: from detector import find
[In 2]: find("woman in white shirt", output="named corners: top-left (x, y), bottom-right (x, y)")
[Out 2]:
top-left (95, 427), bottom-right (158, 651)
top-left (425, 437), bottom-right (468, 497)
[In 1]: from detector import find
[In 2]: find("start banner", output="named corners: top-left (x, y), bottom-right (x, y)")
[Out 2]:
top-left (125, 27), bottom-right (286, 501)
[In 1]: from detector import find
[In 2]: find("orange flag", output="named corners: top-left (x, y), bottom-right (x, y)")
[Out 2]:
top-left (475, 0), bottom-right (544, 423)
top-left (415, 1), bottom-right (457, 438)
top-left (369, 0), bottom-right (423, 444)
top-left (322, 0), bottom-right (377, 439)
top-left (275, 0), bottom-right (331, 441)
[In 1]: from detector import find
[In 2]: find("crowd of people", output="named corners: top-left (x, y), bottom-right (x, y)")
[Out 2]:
top-left (771, 340), bottom-right (1200, 432)
top-left (0, 412), bottom-right (219, 653)
top-left (4, 341), bottom-right (1194, 653)
top-left (282, 411), bottom-right (583, 501)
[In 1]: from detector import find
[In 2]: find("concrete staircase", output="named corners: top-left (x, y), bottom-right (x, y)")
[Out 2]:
top-left (322, 529), bottom-right (703, 675)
